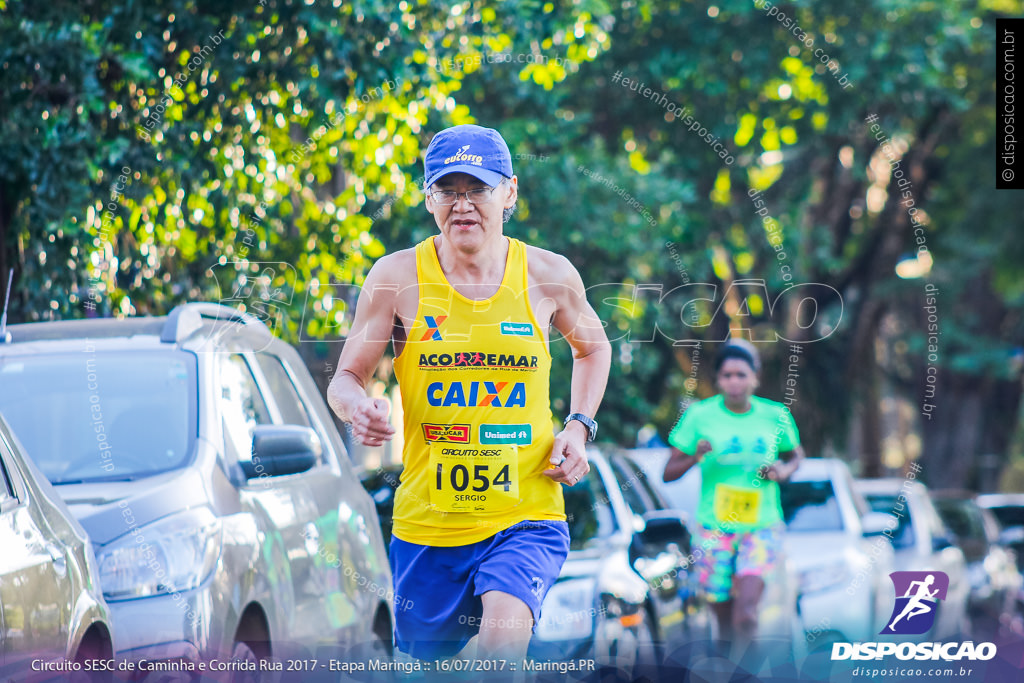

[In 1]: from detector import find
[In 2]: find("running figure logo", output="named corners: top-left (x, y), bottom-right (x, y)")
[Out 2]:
top-left (880, 571), bottom-right (949, 635)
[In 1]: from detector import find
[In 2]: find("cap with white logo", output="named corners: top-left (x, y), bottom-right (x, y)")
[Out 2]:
top-left (423, 124), bottom-right (513, 189)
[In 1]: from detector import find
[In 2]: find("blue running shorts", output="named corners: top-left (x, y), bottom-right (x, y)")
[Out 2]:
top-left (389, 519), bottom-right (570, 660)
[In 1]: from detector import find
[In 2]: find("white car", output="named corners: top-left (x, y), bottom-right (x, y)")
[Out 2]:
top-left (977, 493), bottom-right (1024, 571)
top-left (781, 459), bottom-right (895, 646)
top-left (855, 477), bottom-right (971, 639)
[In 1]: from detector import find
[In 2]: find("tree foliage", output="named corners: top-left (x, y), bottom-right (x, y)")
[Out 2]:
top-left (0, 0), bottom-right (605, 332)
top-left (2, 0), bottom-right (1022, 485)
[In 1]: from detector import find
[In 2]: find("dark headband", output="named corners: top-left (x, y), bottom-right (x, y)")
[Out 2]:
top-left (714, 344), bottom-right (759, 373)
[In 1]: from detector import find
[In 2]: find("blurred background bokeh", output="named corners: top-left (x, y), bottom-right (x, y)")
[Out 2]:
top-left (2, 0), bottom-right (1022, 490)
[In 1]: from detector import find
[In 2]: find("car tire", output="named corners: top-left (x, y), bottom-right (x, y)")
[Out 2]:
top-left (631, 612), bottom-right (661, 683)
top-left (789, 612), bottom-right (808, 661)
top-left (230, 639), bottom-right (270, 683)
top-left (364, 628), bottom-right (395, 681)
top-left (70, 626), bottom-right (114, 683)
top-left (596, 610), bottom-right (660, 683)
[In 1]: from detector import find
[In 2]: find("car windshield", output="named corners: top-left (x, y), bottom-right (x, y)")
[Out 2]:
top-left (0, 351), bottom-right (197, 484)
top-left (779, 480), bottom-right (844, 532)
top-left (934, 499), bottom-right (985, 542)
top-left (563, 468), bottom-right (618, 551)
top-left (863, 493), bottom-right (915, 549)
top-left (987, 505), bottom-right (1024, 529)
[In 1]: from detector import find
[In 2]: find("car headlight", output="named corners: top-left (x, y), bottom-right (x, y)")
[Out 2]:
top-left (535, 578), bottom-right (597, 641)
top-left (98, 508), bottom-right (222, 601)
top-left (799, 562), bottom-right (849, 596)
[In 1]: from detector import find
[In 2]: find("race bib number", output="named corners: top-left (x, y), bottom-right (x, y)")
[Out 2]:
top-left (713, 484), bottom-right (761, 525)
top-left (428, 444), bottom-right (519, 513)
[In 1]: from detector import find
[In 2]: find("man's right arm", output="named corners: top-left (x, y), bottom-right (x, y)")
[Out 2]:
top-left (327, 256), bottom-right (401, 447)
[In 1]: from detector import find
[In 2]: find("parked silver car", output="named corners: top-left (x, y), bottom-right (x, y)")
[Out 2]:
top-left (0, 303), bottom-right (393, 671)
top-left (932, 490), bottom-right (1022, 633)
top-left (977, 493), bottom-right (1024, 622)
top-left (977, 493), bottom-right (1024, 571)
top-left (0, 413), bottom-right (114, 678)
top-left (856, 477), bottom-right (970, 638)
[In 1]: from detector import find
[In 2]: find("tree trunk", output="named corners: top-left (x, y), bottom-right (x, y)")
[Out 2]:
top-left (920, 372), bottom-right (987, 489)
top-left (0, 184), bottom-right (10, 318)
top-left (918, 269), bottom-right (1023, 490)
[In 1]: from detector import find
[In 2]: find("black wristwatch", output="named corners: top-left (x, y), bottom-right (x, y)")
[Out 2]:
top-left (564, 413), bottom-right (598, 442)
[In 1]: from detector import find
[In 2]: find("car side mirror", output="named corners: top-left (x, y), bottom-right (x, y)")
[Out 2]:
top-left (242, 425), bottom-right (321, 479)
top-left (637, 511), bottom-right (692, 554)
top-left (861, 511), bottom-right (894, 537)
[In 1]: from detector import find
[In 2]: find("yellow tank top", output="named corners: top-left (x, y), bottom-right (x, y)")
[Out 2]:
top-left (391, 236), bottom-right (564, 546)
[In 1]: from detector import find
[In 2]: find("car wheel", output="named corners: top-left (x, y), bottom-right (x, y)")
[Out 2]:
top-left (596, 610), bottom-right (660, 683)
top-left (371, 606), bottom-right (394, 659)
top-left (364, 623), bottom-right (395, 681)
top-left (70, 625), bottom-right (114, 683)
top-left (789, 613), bottom-right (808, 661)
top-left (230, 640), bottom-right (269, 683)
top-left (631, 613), bottom-right (661, 683)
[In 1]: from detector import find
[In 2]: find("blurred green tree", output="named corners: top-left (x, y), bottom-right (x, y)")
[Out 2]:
top-left (2, 0), bottom-right (1021, 487)
top-left (373, 0), bottom-right (1023, 486)
top-left (0, 0), bottom-right (604, 338)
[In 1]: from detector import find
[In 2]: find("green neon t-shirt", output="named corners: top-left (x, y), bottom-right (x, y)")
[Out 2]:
top-left (667, 394), bottom-right (799, 532)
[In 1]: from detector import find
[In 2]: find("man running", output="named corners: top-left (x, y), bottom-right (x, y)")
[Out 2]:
top-left (888, 574), bottom-right (939, 631)
top-left (327, 124), bottom-right (611, 663)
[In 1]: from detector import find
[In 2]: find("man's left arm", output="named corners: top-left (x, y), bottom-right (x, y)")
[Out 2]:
top-left (541, 256), bottom-right (611, 486)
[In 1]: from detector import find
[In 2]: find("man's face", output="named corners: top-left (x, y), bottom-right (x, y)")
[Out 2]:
top-left (424, 172), bottom-right (517, 251)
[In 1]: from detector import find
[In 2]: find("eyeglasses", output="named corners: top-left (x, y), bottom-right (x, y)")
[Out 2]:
top-left (428, 182), bottom-right (505, 205)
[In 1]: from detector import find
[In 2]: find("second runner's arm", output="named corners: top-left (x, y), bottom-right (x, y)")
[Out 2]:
top-left (763, 444), bottom-right (805, 482)
top-left (663, 440), bottom-right (712, 482)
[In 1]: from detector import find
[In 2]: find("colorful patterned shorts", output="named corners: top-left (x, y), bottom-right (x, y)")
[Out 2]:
top-left (695, 523), bottom-right (782, 603)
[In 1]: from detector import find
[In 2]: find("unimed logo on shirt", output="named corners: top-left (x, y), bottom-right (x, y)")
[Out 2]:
top-left (500, 321), bottom-right (534, 336)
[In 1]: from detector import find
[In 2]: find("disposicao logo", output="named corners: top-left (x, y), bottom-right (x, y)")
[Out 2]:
top-left (830, 570), bottom-right (997, 664)
top-left (881, 571), bottom-right (948, 635)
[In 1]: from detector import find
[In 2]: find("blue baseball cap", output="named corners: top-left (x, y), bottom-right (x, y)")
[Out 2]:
top-left (423, 124), bottom-right (513, 189)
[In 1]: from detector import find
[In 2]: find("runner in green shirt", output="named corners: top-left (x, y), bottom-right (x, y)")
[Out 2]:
top-left (663, 340), bottom-right (804, 662)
